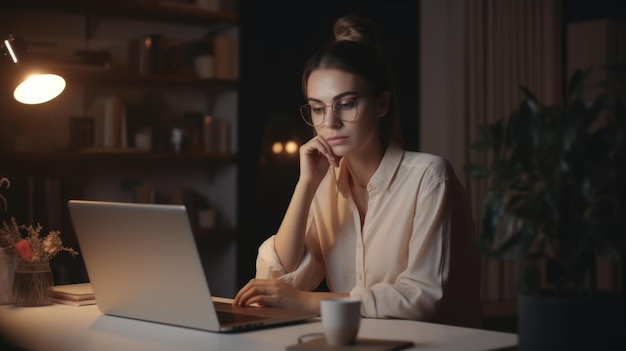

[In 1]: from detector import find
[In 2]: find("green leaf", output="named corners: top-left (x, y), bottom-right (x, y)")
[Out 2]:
top-left (494, 229), bottom-right (526, 258)
top-left (566, 68), bottom-right (591, 103)
top-left (520, 86), bottom-right (539, 106)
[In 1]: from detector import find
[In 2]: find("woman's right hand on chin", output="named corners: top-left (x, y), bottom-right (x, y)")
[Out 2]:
top-left (299, 136), bottom-right (339, 186)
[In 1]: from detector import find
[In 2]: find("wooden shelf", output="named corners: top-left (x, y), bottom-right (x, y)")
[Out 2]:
top-left (1, 150), bottom-right (235, 161)
top-left (2, 0), bottom-right (238, 29)
top-left (2, 63), bottom-right (235, 96)
top-left (81, 71), bottom-right (238, 90)
top-left (0, 150), bottom-right (237, 174)
top-left (39, 64), bottom-right (239, 91)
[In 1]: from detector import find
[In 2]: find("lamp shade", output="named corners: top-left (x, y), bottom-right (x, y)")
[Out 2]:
top-left (1, 34), bottom-right (66, 105)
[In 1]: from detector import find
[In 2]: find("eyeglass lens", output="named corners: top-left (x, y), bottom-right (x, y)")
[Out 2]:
top-left (300, 98), bottom-right (358, 126)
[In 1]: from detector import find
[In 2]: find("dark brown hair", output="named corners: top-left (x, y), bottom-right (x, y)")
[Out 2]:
top-left (301, 15), bottom-right (402, 148)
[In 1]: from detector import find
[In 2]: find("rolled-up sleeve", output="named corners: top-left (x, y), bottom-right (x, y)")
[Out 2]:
top-left (256, 235), bottom-right (326, 292)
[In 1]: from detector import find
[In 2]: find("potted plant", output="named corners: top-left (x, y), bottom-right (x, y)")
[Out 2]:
top-left (466, 66), bottom-right (625, 350)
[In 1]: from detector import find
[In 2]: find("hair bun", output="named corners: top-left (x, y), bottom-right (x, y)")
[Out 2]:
top-left (333, 15), bottom-right (380, 49)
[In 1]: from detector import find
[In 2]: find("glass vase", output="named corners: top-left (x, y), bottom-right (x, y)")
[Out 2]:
top-left (12, 260), bottom-right (53, 307)
top-left (0, 248), bottom-right (16, 305)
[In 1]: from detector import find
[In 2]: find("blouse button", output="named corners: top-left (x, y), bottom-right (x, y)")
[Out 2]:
top-left (358, 274), bottom-right (363, 281)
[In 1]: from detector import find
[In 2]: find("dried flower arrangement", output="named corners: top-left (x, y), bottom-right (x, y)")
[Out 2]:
top-left (1, 176), bottom-right (79, 306)
top-left (1, 218), bottom-right (79, 263)
top-left (1, 177), bottom-right (78, 263)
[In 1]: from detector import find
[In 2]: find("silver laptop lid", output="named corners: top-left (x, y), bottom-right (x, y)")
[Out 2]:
top-left (68, 200), bottom-right (221, 331)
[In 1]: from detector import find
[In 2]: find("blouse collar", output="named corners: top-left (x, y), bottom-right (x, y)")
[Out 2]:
top-left (335, 143), bottom-right (404, 197)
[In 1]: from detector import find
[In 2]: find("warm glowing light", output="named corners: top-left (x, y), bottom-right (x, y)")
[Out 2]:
top-left (14, 74), bottom-right (66, 104)
top-left (272, 141), bottom-right (283, 154)
top-left (285, 141), bottom-right (298, 154)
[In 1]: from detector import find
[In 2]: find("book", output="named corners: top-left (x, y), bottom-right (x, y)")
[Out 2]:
top-left (213, 35), bottom-right (238, 79)
top-left (92, 96), bottom-right (127, 149)
top-left (202, 116), bottom-right (230, 153)
top-left (52, 297), bottom-right (97, 306)
top-left (52, 283), bottom-right (95, 302)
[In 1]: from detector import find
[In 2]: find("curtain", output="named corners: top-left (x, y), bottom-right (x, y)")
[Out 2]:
top-left (436, 0), bottom-right (564, 314)
top-left (464, 0), bottom-right (563, 313)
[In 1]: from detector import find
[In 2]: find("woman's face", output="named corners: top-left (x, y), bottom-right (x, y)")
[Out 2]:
top-left (305, 68), bottom-right (388, 157)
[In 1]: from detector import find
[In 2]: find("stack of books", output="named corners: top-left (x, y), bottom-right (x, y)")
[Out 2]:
top-left (52, 283), bottom-right (96, 306)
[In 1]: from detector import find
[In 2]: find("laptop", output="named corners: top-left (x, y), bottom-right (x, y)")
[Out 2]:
top-left (67, 200), bottom-right (317, 332)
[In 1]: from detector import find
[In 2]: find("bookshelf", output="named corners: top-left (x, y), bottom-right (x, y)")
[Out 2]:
top-left (1, 0), bottom-right (238, 27)
top-left (0, 0), bottom-right (240, 297)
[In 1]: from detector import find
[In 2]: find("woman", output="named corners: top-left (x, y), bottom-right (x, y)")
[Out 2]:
top-left (234, 15), bottom-right (482, 328)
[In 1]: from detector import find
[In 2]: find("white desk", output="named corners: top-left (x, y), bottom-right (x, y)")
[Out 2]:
top-left (1, 304), bottom-right (517, 351)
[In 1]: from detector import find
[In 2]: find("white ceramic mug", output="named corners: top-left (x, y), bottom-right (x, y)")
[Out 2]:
top-left (320, 297), bottom-right (361, 346)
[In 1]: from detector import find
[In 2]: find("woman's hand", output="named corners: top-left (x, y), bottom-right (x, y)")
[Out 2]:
top-left (271, 135), bottom-right (338, 273)
top-left (233, 278), bottom-right (314, 312)
top-left (299, 136), bottom-right (340, 187)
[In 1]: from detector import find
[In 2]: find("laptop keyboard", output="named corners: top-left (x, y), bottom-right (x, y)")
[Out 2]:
top-left (215, 310), bottom-right (268, 324)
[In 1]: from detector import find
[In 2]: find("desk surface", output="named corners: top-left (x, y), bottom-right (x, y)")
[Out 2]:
top-left (1, 304), bottom-right (517, 351)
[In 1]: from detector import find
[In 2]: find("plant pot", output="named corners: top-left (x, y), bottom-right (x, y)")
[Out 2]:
top-left (518, 291), bottom-right (624, 351)
top-left (12, 260), bottom-right (53, 307)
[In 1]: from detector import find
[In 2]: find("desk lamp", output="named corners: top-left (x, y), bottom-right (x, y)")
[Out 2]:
top-left (1, 34), bottom-right (66, 105)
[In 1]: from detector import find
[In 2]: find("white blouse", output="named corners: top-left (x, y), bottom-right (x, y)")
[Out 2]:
top-left (255, 144), bottom-right (482, 327)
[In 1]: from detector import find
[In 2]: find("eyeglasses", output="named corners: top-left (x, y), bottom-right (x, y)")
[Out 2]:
top-left (299, 96), bottom-right (369, 127)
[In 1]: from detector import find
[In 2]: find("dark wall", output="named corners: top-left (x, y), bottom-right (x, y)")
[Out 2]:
top-left (564, 0), bottom-right (626, 23)
top-left (236, 0), bottom-right (419, 287)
